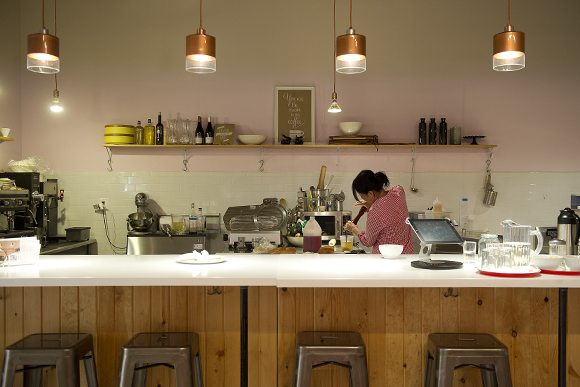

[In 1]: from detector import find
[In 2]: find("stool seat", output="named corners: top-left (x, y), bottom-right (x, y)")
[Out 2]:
top-left (424, 333), bottom-right (512, 387)
top-left (118, 332), bottom-right (203, 387)
top-left (293, 331), bottom-right (368, 387)
top-left (1, 333), bottom-right (98, 387)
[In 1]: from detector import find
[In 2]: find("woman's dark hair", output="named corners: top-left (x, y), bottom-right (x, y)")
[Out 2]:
top-left (352, 170), bottom-right (390, 201)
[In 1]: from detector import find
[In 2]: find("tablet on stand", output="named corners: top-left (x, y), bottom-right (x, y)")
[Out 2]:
top-left (406, 218), bottom-right (464, 261)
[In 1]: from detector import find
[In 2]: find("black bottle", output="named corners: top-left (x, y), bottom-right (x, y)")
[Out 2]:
top-left (428, 118), bottom-right (437, 145)
top-left (205, 116), bottom-right (214, 145)
top-left (155, 112), bottom-right (164, 145)
top-left (418, 118), bottom-right (427, 145)
top-left (194, 116), bottom-right (204, 145)
top-left (439, 118), bottom-right (447, 145)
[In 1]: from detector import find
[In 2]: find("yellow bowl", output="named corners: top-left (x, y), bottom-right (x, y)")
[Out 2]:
top-left (105, 125), bottom-right (135, 135)
top-left (104, 134), bottom-right (134, 144)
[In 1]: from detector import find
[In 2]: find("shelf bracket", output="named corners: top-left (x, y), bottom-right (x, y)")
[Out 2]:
top-left (336, 147), bottom-right (340, 171)
top-left (259, 147), bottom-right (264, 172)
top-left (106, 147), bottom-right (113, 172)
top-left (183, 148), bottom-right (189, 172)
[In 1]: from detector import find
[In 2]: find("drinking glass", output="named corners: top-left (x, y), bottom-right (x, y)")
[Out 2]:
top-left (463, 241), bottom-right (477, 262)
top-left (171, 214), bottom-right (186, 235)
top-left (340, 235), bottom-right (353, 252)
top-left (166, 119), bottom-right (178, 145)
top-left (182, 119), bottom-right (192, 144)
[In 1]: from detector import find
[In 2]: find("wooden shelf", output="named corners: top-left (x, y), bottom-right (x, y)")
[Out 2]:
top-left (103, 144), bottom-right (496, 149)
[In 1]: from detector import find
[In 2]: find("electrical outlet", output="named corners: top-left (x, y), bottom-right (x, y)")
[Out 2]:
top-left (99, 198), bottom-right (108, 209)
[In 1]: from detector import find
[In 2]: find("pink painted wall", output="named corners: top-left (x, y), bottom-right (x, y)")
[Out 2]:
top-left (13, 0), bottom-right (580, 173)
top-left (0, 1), bottom-right (22, 166)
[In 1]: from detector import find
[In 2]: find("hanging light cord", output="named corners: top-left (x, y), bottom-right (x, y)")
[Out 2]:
top-left (333, 0), bottom-right (336, 94)
top-left (54, 74), bottom-right (58, 91)
top-left (349, 0), bottom-right (352, 28)
top-left (199, 0), bottom-right (203, 30)
top-left (54, 0), bottom-right (57, 35)
top-left (42, 0), bottom-right (45, 29)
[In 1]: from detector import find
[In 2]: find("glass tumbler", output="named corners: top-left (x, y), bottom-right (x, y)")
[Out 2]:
top-left (463, 241), bottom-right (477, 262)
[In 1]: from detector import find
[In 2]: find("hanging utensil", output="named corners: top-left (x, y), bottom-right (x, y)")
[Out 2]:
top-left (410, 148), bottom-right (418, 192)
top-left (324, 175), bottom-right (334, 189)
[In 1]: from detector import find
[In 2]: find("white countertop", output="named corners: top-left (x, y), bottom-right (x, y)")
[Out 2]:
top-left (0, 253), bottom-right (578, 288)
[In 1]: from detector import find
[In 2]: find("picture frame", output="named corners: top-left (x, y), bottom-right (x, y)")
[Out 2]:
top-left (274, 86), bottom-right (315, 144)
top-left (214, 124), bottom-right (235, 145)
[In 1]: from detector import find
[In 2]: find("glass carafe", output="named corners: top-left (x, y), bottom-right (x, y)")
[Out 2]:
top-left (166, 119), bottom-right (178, 145)
top-left (181, 119), bottom-right (192, 145)
top-left (500, 220), bottom-right (543, 267)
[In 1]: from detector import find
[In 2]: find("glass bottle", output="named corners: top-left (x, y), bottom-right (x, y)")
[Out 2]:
top-left (205, 116), bottom-right (214, 145)
top-left (418, 118), bottom-right (427, 145)
top-left (195, 116), bottom-right (204, 145)
top-left (439, 118), bottom-right (447, 145)
top-left (428, 118), bottom-right (437, 145)
top-left (144, 119), bottom-right (155, 145)
top-left (478, 234), bottom-right (500, 259)
top-left (189, 203), bottom-right (197, 233)
top-left (196, 207), bottom-right (204, 233)
top-left (134, 120), bottom-right (144, 145)
top-left (155, 112), bottom-right (164, 145)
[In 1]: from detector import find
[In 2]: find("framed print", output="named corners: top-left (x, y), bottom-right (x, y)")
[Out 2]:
top-left (214, 124), bottom-right (235, 145)
top-left (274, 86), bottom-right (315, 144)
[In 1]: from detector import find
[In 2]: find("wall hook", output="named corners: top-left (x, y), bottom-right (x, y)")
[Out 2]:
top-left (259, 147), bottom-right (264, 172)
top-left (106, 147), bottom-right (113, 172)
top-left (183, 148), bottom-right (189, 172)
top-left (443, 287), bottom-right (459, 297)
top-left (207, 286), bottom-right (222, 295)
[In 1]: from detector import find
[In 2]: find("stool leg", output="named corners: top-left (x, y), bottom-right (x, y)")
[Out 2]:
top-left (349, 355), bottom-right (369, 387)
top-left (82, 351), bottom-right (98, 387)
top-left (117, 357), bottom-right (137, 387)
top-left (55, 357), bottom-right (80, 387)
top-left (1, 354), bottom-right (16, 387)
top-left (434, 356), bottom-right (455, 387)
top-left (131, 364), bottom-right (147, 387)
top-left (174, 355), bottom-right (194, 387)
top-left (424, 351), bottom-right (436, 387)
top-left (23, 366), bottom-right (43, 387)
top-left (493, 357), bottom-right (513, 387)
top-left (292, 354), bottom-right (312, 387)
top-left (193, 352), bottom-right (204, 387)
top-left (480, 364), bottom-right (498, 387)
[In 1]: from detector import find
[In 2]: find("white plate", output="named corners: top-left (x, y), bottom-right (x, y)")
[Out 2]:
top-left (176, 254), bottom-right (227, 265)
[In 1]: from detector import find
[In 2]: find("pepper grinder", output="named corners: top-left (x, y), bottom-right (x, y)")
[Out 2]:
top-left (428, 118), bottom-right (437, 145)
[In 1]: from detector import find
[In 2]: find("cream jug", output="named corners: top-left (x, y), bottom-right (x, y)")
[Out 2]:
top-left (500, 220), bottom-right (543, 267)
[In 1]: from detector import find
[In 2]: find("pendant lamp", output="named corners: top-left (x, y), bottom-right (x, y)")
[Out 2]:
top-left (50, 74), bottom-right (63, 112)
top-left (27, 0), bottom-right (60, 74)
top-left (328, 0), bottom-right (341, 113)
top-left (493, 0), bottom-right (525, 71)
top-left (186, 0), bottom-right (216, 73)
top-left (336, 0), bottom-right (366, 74)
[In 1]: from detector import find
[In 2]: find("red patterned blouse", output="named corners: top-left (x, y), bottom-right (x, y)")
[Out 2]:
top-left (356, 185), bottom-right (414, 254)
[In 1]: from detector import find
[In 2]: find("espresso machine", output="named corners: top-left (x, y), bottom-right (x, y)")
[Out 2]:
top-left (0, 172), bottom-right (62, 243)
top-left (0, 189), bottom-right (31, 238)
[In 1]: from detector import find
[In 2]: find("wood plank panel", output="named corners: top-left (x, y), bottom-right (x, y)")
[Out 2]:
top-left (456, 287), bottom-right (479, 387)
top-left (530, 288), bottom-right (555, 387)
top-left (169, 286), bottom-right (188, 386)
top-left (114, 286), bottom-right (133, 385)
top-left (224, 286), bottom-right (240, 387)
top-left (79, 287), bottom-right (97, 387)
top-left (313, 288), bottom-right (333, 387)
top-left (368, 288), bottom-right (386, 386)
top-left (567, 288), bottom-right (580, 387)
top-left (404, 288), bottom-right (422, 387)
top-left (0, 288), bottom-right (5, 374)
top-left (96, 287), bottom-right (116, 387)
top-left (61, 287), bottom-right (79, 332)
top-left (513, 288), bottom-right (533, 387)
top-left (150, 286), bottom-right (169, 387)
top-left (205, 286), bottom-right (225, 387)
top-left (386, 288), bottom-right (404, 387)
top-left (4, 288), bottom-right (23, 386)
top-left (494, 288), bottom-right (515, 383)
top-left (248, 286), bottom-right (260, 386)
top-left (278, 287), bottom-right (296, 387)
top-left (259, 287), bottom-right (278, 387)
top-left (332, 288), bottom-right (352, 387)
top-left (188, 286), bottom-right (206, 386)
top-left (422, 287), bottom-right (440, 386)
top-left (23, 287), bottom-right (41, 335)
top-left (42, 287), bottom-right (61, 387)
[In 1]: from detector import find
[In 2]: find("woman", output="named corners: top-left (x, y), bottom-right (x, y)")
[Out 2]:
top-left (343, 170), bottom-right (414, 254)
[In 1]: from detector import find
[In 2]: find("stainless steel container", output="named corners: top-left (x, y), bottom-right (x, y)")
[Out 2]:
top-left (557, 208), bottom-right (580, 255)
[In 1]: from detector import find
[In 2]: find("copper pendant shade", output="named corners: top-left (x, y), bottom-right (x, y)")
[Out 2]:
top-left (336, 0), bottom-right (366, 74)
top-left (27, 0), bottom-right (60, 74)
top-left (186, 0), bottom-right (216, 73)
top-left (493, 0), bottom-right (525, 71)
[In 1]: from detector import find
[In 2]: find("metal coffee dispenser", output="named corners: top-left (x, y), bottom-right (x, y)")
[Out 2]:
top-left (557, 208), bottom-right (580, 255)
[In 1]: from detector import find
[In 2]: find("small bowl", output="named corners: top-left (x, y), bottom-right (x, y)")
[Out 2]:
top-left (287, 236), bottom-right (303, 247)
top-left (238, 135), bottom-right (267, 145)
top-left (379, 244), bottom-right (404, 259)
top-left (338, 122), bottom-right (362, 135)
top-left (533, 255), bottom-right (563, 270)
top-left (564, 255), bottom-right (580, 271)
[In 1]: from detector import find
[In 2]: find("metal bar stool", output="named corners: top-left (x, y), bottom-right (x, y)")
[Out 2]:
top-left (292, 331), bottom-right (369, 387)
top-left (0, 333), bottom-right (98, 387)
top-left (424, 333), bottom-right (512, 387)
top-left (118, 332), bottom-right (203, 387)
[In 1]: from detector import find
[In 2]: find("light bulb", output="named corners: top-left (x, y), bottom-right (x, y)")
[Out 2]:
top-left (50, 90), bottom-right (63, 112)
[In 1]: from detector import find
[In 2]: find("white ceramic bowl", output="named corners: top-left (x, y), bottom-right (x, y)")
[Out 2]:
top-left (287, 236), bottom-right (303, 247)
top-left (238, 135), bottom-right (267, 145)
top-left (533, 255), bottom-right (563, 270)
top-left (379, 244), bottom-right (404, 259)
top-left (564, 255), bottom-right (580, 271)
top-left (338, 122), bottom-right (362, 135)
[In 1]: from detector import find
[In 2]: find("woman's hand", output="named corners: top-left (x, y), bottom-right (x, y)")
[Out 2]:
top-left (354, 200), bottom-right (368, 208)
top-left (343, 221), bottom-right (361, 236)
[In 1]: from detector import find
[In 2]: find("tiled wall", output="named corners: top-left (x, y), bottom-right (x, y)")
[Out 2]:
top-left (54, 171), bottom-right (580, 255)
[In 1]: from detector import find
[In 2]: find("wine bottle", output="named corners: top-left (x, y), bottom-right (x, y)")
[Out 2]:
top-left (428, 118), bottom-right (437, 145)
top-left (195, 116), bottom-right (204, 145)
top-left (144, 119), bottom-right (155, 145)
top-left (418, 118), bottom-right (427, 145)
top-left (205, 117), bottom-right (214, 145)
top-left (155, 112), bottom-right (164, 145)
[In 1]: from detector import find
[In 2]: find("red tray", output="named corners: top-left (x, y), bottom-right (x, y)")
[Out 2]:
top-left (477, 268), bottom-right (541, 278)
top-left (540, 269), bottom-right (580, 276)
